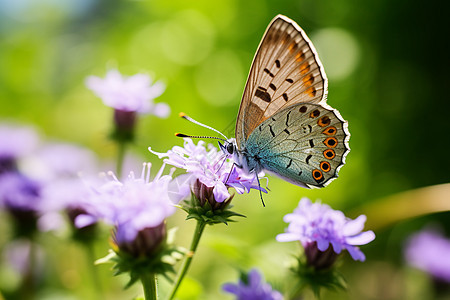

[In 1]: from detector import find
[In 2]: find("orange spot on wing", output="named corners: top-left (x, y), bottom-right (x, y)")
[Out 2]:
top-left (323, 137), bottom-right (338, 148)
top-left (302, 74), bottom-right (314, 86)
top-left (317, 116), bottom-right (331, 127)
top-left (300, 62), bottom-right (310, 75)
top-left (312, 169), bottom-right (324, 181)
top-left (305, 87), bottom-right (317, 97)
top-left (322, 126), bottom-right (337, 135)
top-left (309, 109), bottom-right (320, 118)
top-left (295, 52), bottom-right (305, 62)
top-left (288, 43), bottom-right (297, 53)
top-left (320, 161), bottom-right (331, 172)
top-left (323, 149), bottom-right (336, 159)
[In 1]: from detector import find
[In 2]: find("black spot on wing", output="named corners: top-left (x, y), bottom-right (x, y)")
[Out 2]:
top-left (286, 111), bottom-right (291, 126)
top-left (305, 154), bottom-right (312, 164)
top-left (268, 125), bottom-right (275, 137)
top-left (264, 68), bottom-right (274, 77)
top-left (282, 93), bottom-right (288, 101)
top-left (275, 59), bottom-right (280, 68)
top-left (255, 86), bottom-right (271, 102)
top-left (284, 128), bottom-right (290, 134)
top-left (269, 83), bottom-right (277, 91)
top-left (286, 78), bottom-right (293, 83)
top-left (286, 158), bottom-right (292, 169)
top-left (309, 139), bottom-right (315, 148)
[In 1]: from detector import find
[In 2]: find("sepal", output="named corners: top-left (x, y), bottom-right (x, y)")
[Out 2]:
top-left (180, 193), bottom-right (245, 226)
top-left (96, 228), bottom-right (185, 288)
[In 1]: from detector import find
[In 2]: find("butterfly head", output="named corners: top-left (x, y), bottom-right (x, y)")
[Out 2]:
top-left (218, 138), bottom-right (237, 157)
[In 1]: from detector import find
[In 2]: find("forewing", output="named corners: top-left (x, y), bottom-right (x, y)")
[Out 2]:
top-left (245, 103), bottom-right (350, 188)
top-left (236, 15), bottom-right (328, 148)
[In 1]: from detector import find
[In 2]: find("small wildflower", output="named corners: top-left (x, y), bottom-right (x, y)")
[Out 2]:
top-left (34, 142), bottom-right (98, 181)
top-left (277, 198), bottom-right (375, 263)
top-left (0, 124), bottom-right (39, 174)
top-left (76, 163), bottom-right (175, 254)
top-left (222, 269), bottom-right (283, 300)
top-left (76, 163), bottom-right (182, 287)
top-left (150, 138), bottom-right (266, 225)
top-left (86, 69), bottom-right (169, 116)
top-left (0, 172), bottom-right (43, 237)
top-left (86, 69), bottom-right (169, 142)
top-left (405, 228), bottom-right (450, 283)
top-left (150, 138), bottom-right (265, 205)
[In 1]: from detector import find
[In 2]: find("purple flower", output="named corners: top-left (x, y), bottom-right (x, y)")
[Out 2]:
top-left (149, 138), bottom-right (265, 204)
top-left (36, 142), bottom-right (98, 179)
top-left (222, 269), bottom-right (283, 300)
top-left (0, 172), bottom-right (42, 213)
top-left (75, 163), bottom-right (176, 255)
top-left (0, 172), bottom-right (44, 237)
top-left (277, 198), bottom-right (375, 262)
top-left (405, 228), bottom-right (450, 282)
top-left (0, 124), bottom-right (39, 174)
top-left (85, 69), bottom-right (169, 117)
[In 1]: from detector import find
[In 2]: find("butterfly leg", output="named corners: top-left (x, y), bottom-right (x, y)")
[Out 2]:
top-left (224, 162), bottom-right (236, 185)
top-left (255, 174), bottom-right (266, 207)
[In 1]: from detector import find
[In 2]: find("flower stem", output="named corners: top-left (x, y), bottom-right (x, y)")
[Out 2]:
top-left (85, 242), bottom-right (103, 299)
top-left (167, 220), bottom-right (206, 300)
top-left (141, 272), bottom-right (158, 300)
top-left (116, 141), bottom-right (126, 178)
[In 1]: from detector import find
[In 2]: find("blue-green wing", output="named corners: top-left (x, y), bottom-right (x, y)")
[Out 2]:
top-left (245, 103), bottom-right (350, 188)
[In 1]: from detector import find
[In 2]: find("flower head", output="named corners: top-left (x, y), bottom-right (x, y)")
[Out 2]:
top-left (277, 198), bottom-right (375, 262)
top-left (0, 172), bottom-right (44, 237)
top-left (405, 228), bottom-right (450, 282)
top-left (85, 69), bottom-right (169, 117)
top-left (76, 163), bottom-right (175, 256)
top-left (35, 142), bottom-right (98, 181)
top-left (149, 138), bottom-right (265, 205)
top-left (222, 268), bottom-right (283, 300)
top-left (0, 124), bottom-right (39, 174)
top-left (0, 172), bottom-right (42, 214)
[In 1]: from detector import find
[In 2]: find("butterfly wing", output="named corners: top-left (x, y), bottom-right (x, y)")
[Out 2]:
top-left (245, 103), bottom-right (350, 188)
top-left (236, 15), bottom-right (328, 149)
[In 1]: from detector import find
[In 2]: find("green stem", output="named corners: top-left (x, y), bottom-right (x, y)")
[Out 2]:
top-left (85, 242), bottom-right (102, 299)
top-left (288, 281), bottom-right (306, 300)
top-left (141, 272), bottom-right (158, 300)
top-left (19, 240), bottom-right (36, 300)
top-left (167, 220), bottom-right (206, 300)
top-left (116, 141), bottom-right (126, 178)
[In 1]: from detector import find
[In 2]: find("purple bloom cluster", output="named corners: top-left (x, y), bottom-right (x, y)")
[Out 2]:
top-left (0, 123), bottom-right (39, 173)
top-left (75, 163), bottom-right (176, 249)
top-left (277, 198), bottom-right (375, 261)
top-left (222, 269), bottom-right (283, 300)
top-left (0, 172), bottom-right (42, 213)
top-left (150, 138), bottom-right (265, 203)
top-left (405, 228), bottom-right (450, 282)
top-left (86, 69), bottom-right (169, 117)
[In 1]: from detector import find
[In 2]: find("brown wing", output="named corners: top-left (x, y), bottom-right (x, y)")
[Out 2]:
top-left (235, 15), bottom-right (328, 148)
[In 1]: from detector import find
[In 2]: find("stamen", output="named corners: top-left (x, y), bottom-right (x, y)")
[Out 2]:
top-left (140, 162), bottom-right (146, 180)
top-left (146, 162), bottom-right (152, 182)
top-left (107, 171), bottom-right (120, 182)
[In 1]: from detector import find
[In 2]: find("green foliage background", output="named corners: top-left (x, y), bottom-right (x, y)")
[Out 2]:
top-left (0, 0), bottom-right (449, 299)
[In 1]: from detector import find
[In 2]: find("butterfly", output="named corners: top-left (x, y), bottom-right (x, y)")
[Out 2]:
top-left (179, 15), bottom-right (350, 190)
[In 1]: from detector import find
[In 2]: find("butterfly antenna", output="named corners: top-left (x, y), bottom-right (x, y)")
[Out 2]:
top-left (179, 112), bottom-right (228, 140)
top-left (175, 133), bottom-right (227, 142)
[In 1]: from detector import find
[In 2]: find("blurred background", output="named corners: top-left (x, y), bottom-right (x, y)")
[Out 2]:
top-left (0, 0), bottom-right (449, 299)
